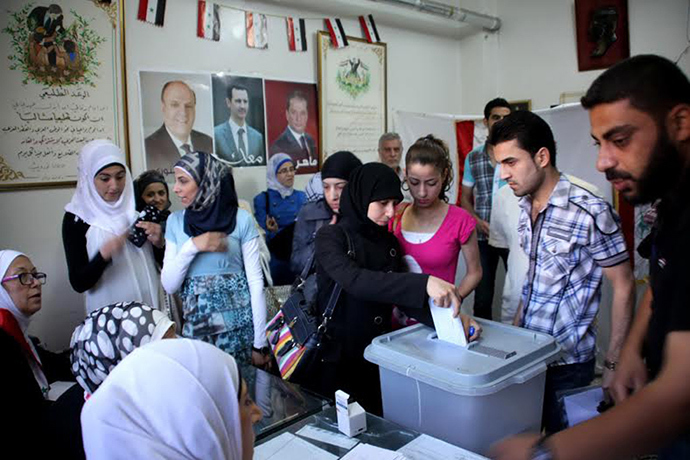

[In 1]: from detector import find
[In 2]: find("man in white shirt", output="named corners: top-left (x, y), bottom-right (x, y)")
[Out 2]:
top-left (378, 132), bottom-right (411, 201)
top-left (214, 83), bottom-right (266, 167)
top-left (145, 81), bottom-right (213, 178)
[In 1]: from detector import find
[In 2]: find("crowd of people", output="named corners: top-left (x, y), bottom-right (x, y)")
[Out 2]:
top-left (2, 54), bottom-right (689, 460)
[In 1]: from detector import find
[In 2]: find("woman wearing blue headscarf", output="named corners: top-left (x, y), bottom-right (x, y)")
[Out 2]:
top-left (253, 153), bottom-right (306, 285)
top-left (161, 152), bottom-right (269, 367)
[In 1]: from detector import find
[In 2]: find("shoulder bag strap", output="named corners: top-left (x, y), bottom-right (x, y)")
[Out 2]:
top-left (319, 226), bottom-right (355, 330)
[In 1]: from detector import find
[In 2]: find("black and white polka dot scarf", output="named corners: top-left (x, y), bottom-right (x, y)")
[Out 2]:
top-left (69, 301), bottom-right (175, 395)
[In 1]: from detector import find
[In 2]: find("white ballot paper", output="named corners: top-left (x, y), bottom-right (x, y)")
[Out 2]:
top-left (398, 434), bottom-right (489, 460)
top-left (404, 255), bottom-right (467, 347)
top-left (340, 443), bottom-right (407, 460)
top-left (254, 432), bottom-right (339, 460)
top-left (429, 297), bottom-right (467, 346)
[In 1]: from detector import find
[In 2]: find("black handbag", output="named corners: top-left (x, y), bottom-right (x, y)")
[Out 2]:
top-left (265, 227), bottom-right (354, 381)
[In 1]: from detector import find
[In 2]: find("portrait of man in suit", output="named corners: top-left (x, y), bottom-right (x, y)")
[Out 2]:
top-left (269, 90), bottom-right (318, 172)
top-left (213, 83), bottom-right (266, 167)
top-left (145, 80), bottom-right (213, 178)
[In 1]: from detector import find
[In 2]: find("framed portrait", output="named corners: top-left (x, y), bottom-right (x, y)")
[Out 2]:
top-left (211, 74), bottom-right (267, 168)
top-left (138, 71), bottom-right (214, 181)
top-left (509, 100), bottom-right (532, 112)
top-left (0, 0), bottom-right (128, 191)
top-left (317, 31), bottom-right (387, 163)
top-left (264, 79), bottom-right (319, 175)
top-left (575, 0), bottom-right (630, 72)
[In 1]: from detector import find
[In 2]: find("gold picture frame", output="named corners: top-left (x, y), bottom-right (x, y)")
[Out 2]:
top-left (0, 0), bottom-right (130, 191)
top-left (509, 99), bottom-right (532, 112)
top-left (317, 31), bottom-right (387, 163)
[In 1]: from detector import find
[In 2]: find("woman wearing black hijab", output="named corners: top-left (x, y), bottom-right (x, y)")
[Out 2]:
top-left (290, 151), bottom-right (362, 275)
top-left (309, 163), bottom-right (480, 414)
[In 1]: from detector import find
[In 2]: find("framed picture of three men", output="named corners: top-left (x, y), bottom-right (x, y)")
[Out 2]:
top-left (138, 70), bottom-right (320, 179)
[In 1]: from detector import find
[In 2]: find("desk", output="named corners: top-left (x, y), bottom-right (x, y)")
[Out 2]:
top-left (256, 406), bottom-right (488, 459)
top-left (243, 365), bottom-right (330, 440)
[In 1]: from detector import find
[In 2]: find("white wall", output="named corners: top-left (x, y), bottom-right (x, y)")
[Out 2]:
top-left (461, 0), bottom-right (690, 112)
top-left (2, 0), bottom-right (466, 350)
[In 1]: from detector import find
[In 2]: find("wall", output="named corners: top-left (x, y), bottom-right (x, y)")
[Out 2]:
top-left (2, 0), bottom-right (466, 349)
top-left (461, 0), bottom-right (690, 112)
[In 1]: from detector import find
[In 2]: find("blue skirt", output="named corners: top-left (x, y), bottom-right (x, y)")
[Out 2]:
top-left (180, 272), bottom-right (254, 364)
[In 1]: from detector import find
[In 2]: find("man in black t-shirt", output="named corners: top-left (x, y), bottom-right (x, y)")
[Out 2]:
top-left (491, 55), bottom-right (690, 460)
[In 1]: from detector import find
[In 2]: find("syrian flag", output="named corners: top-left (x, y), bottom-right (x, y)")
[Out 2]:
top-left (455, 119), bottom-right (488, 204)
top-left (359, 15), bottom-right (380, 43)
top-left (246, 12), bottom-right (268, 49)
top-left (286, 17), bottom-right (307, 52)
top-left (137, 0), bottom-right (166, 26)
top-left (325, 18), bottom-right (348, 48)
top-left (197, 1), bottom-right (220, 41)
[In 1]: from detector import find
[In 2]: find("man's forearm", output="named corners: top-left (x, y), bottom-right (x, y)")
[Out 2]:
top-left (549, 333), bottom-right (690, 460)
top-left (606, 279), bottom-right (635, 361)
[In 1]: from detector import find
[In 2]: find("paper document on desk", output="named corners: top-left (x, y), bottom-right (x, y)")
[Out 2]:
top-left (429, 298), bottom-right (467, 346)
top-left (340, 443), bottom-right (407, 460)
top-left (254, 432), bottom-right (338, 460)
top-left (398, 434), bottom-right (488, 460)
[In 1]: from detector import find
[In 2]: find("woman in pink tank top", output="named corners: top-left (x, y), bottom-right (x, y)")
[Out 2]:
top-left (392, 135), bottom-right (482, 310)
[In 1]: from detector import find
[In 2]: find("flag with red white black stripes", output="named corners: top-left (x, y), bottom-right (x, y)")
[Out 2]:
top-left (137, 0), bottom-right (166, 26)
top-left (359, 14), bottom-right (380, 43)
top-left (286, 17), bottom-right (307, 52)
top-left (246, 12), bottom-right (268, 49)
top-left (325, 18), bottom-right (348, 48)
top-left (197, 1), bottom-right (220, 41)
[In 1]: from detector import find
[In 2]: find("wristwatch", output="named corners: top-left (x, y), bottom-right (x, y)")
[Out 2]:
top-left (604, 359), bottom-right (617, 371)
top-left (252, 346), bottom-right (271, 355)
top-left (531, 437), bottom-right (554, 460)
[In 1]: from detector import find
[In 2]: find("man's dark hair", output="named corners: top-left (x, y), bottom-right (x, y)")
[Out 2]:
top-left (226, 83), bottom-right (249, 101)
top-left (581, 54), bottom-right (690, 121)
top-left (488, 111), bottom-right (557, 168)
top-left (286, 90), bottom-right (308, 110)
top-left (484, 97), bottom-right (512, 120)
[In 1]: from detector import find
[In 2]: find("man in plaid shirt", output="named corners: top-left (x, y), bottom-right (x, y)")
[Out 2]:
top-left (489, 111), bottom-right (635, 434)
top-left (460, 98), bottom-right (512, 320)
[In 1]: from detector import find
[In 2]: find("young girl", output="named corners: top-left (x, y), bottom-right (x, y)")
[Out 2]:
top-left (392, 135), bottom-right (482, 313)
top-left (161, 152), bottom-right (269, 367)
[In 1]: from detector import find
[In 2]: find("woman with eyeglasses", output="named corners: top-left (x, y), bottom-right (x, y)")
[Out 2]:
top-left (253, 153), bottom-right (307, 285)
top-left (62, 140), bottom-right (162, 314)
top-left (0, 250), bottom-right (82, 456)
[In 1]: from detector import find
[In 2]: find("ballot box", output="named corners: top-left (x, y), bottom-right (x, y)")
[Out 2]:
top-left (364, 320), bottom-right (561, 455)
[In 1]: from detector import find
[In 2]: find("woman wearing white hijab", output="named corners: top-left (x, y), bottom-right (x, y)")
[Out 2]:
top-left (81, 338), bottom-right (262, 460)
top-left (0, 250), bottom-right (80, 454)
top-left (62, 139), bottom-right (162, 314)
top-left (253, 153), bottom-right (306, 285)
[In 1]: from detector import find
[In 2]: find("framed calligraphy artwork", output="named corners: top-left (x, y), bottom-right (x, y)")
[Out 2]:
top-left (0, 0), bottom-right (127, 190)
top-left (317, 31), bottom-right (387, 164)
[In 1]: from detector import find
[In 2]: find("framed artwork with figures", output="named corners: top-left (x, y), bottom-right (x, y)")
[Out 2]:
top-left (317, 31), bottom-right (387, 164)
top-left (0, 0), bottom-right (128, 190)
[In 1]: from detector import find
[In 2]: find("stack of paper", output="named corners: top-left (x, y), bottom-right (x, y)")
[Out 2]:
top-left (254, 432), bottom-right (338, 460)
top-left (398, 434), bottom-right (489, 460)
top-left (340, 443), bottom-right (407, 460)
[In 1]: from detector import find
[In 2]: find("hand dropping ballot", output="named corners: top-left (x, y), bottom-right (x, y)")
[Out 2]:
top-left (429, 298), bottom-right (468, 346)
top-left (404, 255), bottom-right (468, 347)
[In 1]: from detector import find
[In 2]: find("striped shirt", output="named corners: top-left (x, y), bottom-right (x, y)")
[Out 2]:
top-left (462, 144), bottom-right (496, 241)
top-left (518, 175), bottom-right (628, 365)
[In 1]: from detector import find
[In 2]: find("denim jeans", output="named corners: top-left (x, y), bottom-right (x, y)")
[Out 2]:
top-left (474, 240), bottom-right (509, 320)
top-left (542, 359), bottom-right (595, 434)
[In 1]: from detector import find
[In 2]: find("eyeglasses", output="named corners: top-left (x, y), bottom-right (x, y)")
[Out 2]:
top-left (1, 272), bottom-right (47, 286)
top-left (277, 167), bottom-right (296, 175)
